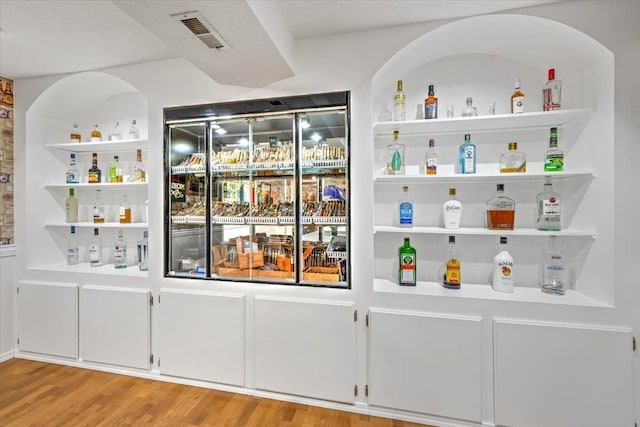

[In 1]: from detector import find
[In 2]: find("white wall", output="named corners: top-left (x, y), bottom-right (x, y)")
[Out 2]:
top-left (0, 249), bottom-right (15, 360)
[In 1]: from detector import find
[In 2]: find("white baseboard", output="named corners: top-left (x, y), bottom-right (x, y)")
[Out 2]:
top-left (0, 350), bottom-right (15, 362)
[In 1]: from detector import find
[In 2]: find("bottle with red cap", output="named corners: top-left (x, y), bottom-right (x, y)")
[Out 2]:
top-left (543, 68), bottom-right (562, 111)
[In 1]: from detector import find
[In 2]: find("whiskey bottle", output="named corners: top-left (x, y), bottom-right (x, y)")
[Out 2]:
top-left (108, 121), bottom-right (122, 141)
top-left (88, 152), bottom-right (101, 183)
top-left (393, 80), bottom-right (406, 121)
top-left (397, 186), bottom-right (414, 227)
top-left (543, 68), bottom-right (562, 111)
top-left (443, 235), bottom-right (461, 289)
top-left (461, 97), bottom-right (477, 117)
top-left (92, 189), bottom-right (105, 223)
top-left (89, 228), bottom-right (102, 267)
top-left (424, 84), bottom-right (438, 119)
top-left (66, 152), bottom-right (79, 184)
top-left (425, 138), bottom-right (437, 175)
top-left (458, 134), bottom-right (476, 174)
top-left (398, 237), bottom-right (417, 286)
top-left (119, 194), bottom-right (132, 224)
top-left (90, 123), bottom-right (102, 142)
top-left (540, 235), bottom-right (565, 295)
top-left (132, 149), bottom-right (146, 182)
top-left (113, 230), bottom-right (127, 269)
top-left (486, 184), bottom-right (515, 230)
top-left (443, 188), bottom-right (462, 229)
top-left (536, 176), bottom-right (561, 231)
top-left (128, 119), bottom-right (140, 140)
top-left (544, 127), bottom-right (564, 172)
top-left (511, 78), bottom-right (525, 114)
top-left (137, 230), bottom-right (149, 271)
top-left (386, 130), bottom-right (405, 175)
top-left (70, 124), bottom-right (81, 143)
top-left (499, 142), bottom-right (527, 173)
top-left (65, 188), bottom-right (78, 223)
top-left (492, 236), bottom-right (514, 293)
top-left (109, 156), bottom-right (122, 183)
top-left (67, 225), bottom-right (79, 266)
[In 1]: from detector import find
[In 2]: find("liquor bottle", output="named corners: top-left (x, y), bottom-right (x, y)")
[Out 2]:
top-left (0, 82), bottom-right (4, 105)
top-left (70, 124), bottom-right (81, 143)
top-left (424, 84), bottom-right (438, 119)
top-left (90, 123), bottom-right (102, 142)
top-left (458, 133), bottom-right (476, 174)
top-left (119, 194), bottom-right (132, 224)
top-left (393, 80), bottom-right (406, 121)
top-left (66, 152), bottom-right (79, 184)
top-left (3, 82), bottom-right (13, 106)
top-left (128, 119), bottom-right (140, 139)
top-left (486, 184), bottom-right (515, 230)
top-left (499, 142), bottom-right (527, 173)
top-left (113, 229), bottom-right (127, 269)
top-left (132, 149), bottom-right (146, 182)
top-left (137, 230), bottom-right (149, 271)
top-left (540, 235), bottom-right (565, 295)
top-left (443, 235), bottom-right (461, 289)
top-left (92, 189), bottom-right (105, 223)
top-left (88, 152), bottom-right (102, 184)
top-left (461, 97), bottom-right (477, 117)
top-left (65, 188), bottom-right (78, 223)
top-left (109, 155), bottom-right (122, 183)
top-left (544, 127), bottom-right (564, 172)
top-left (511, 78), bottom-right (525, 114)
top-left (108, 121), bottom-right (122, 141)
top-left (397, 186), bottom-right (414, 227)
top-left (89, 228), bottom-right (102, 267)
top-left (67, 225), bottom-right (79, 265)
top-left (536, 176), bottom-right (561, 231)
top-left (386, 130), bottom-right (405, 175)
top-left (443, 188), bottom-right (462, 229)
top-left (492, 236), bottom-right (514, 293)
top-left (425, 138), bottom-right (437, 175)
top-left (398, 237), bottom-right (417, 286)
top-left (542, 68), bottom-right (562, 111)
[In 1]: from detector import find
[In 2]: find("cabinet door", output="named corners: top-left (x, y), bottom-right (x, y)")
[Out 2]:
top-left (494, 319), bottom-right (634, 427)
top-left (254, 296), bottom-right (356, 403)
top-left (80, 285), bottom-right (151, 369)
top-left (368, 308), bottom-right (483, 422)
top-left (159, 289), bottom-right (245, 386)
top-left (17, 281), bottom-right (78, 359)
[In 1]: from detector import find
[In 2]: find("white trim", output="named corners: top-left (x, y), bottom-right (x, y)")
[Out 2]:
top-left (0, 245), bottom-right (15, 257)
top-left (0, 350), bottom-right (15, 362)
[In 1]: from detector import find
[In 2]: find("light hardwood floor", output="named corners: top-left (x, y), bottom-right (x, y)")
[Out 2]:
top-left (0, 359), bottom-right (431, 426)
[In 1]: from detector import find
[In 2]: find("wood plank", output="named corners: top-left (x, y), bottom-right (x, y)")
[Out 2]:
top-left (0, 359), bottom-right (431, 426)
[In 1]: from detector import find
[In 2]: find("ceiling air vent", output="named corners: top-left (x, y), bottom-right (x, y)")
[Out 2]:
top-left (171, 11), bottom-right (229, 50)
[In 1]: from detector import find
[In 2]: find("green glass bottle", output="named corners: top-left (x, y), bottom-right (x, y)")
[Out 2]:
top-left (398, 237), bottom-right (417, 286)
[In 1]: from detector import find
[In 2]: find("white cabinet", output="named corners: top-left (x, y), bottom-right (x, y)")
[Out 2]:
top-left (367, 308), bottom-right (483, 422)
top-left (159, 289), bottom-right (245, 386)
top-left (80, 285), bottom-right (151, 370)
top-left (17, 280), bottom-right (78, 359)
top-left (254, 296), bottom-right (356, 403)
top-left (494, 319), bottom-right (635, 427)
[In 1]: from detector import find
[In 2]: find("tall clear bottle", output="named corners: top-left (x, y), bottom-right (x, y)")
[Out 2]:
top-left (536, 177), bottom-right (561, 231)
top-left (544, 127), bottom-right (564, 172)
top-left (132, 149), bottom-right (146, 182)
top-left (92, 189), bottom-right (105, 223)
top-left (113, 229), bottom-right (127, 269)
top-left (108, 121), bottom-right (122, 141)
top-left (397, 186), bottom-right (414, 227)
top-left (458, 133), bottom-right (476, 174)
top-left (65, 188), bottom-right (78, 223)
top-left (393, 80), bottom-right (406, 121)
top-left (543, 68), bottom-right (562, 111)
top-left (398, 237), bottom-right (417, 286)
top-left (492, 236), bottom-right (514, 293)
top-left (386, 130), bottom-right (405, 175)
top-left (67, 225), bottom-right (79, 265)
top-left (425, 138), bottom-right (437, 175)
top-left (137, 231), bottom-right (149, 271)
top-left (511, 78), bottom-right (525, 114)
top-left (540, 236), bottom-right (565, 295)
top-left (89, 228), bottom-right (102, 267)
top-left (443, 235), bottom-right (461, 289)
top-left (128, 120), bottom-right (140, 139)
top-left (66, 152), bottom-right (79, 184)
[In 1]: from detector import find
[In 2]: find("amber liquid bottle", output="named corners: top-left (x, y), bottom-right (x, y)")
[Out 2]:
top-left (90, 123), bottom-right (102, 142)
top-left (424, 84), bottom-right (438, 119)
top-left (88, 152), bottom-right (102, 184)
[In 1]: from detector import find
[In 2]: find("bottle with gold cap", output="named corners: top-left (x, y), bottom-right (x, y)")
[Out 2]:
top-left (386, 130), bottom-right (405, 175)
top-left (500, 141), bottom-right (526, 173)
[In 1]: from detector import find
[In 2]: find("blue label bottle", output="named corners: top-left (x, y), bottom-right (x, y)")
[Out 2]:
top-left (398, 186), bottom-right (414, 227)
top-left (459, 133), bottom-right (476, 174)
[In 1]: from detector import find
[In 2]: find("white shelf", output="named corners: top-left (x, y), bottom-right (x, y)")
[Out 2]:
top-left (43, 182), bottom-right (147, 190)
top-left (29, 262), bottom-right (148, 278)
top-left (374, 108), bottom-right (594, 137)
top-left (45, 222), bottom-right (148, 229)
top-left (44, 139), bottom-right (148, 153)
top-left (373, 278), bottom-right (609, 308)
top-left (374, 170), bottom-right (595, 184)
top-left (374, 225), bottom-right (596, 238)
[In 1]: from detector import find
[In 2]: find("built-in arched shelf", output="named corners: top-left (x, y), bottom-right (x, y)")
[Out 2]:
top-left (26, 72), bottom-right (150, 277)
top-left (370, 14), bottom-right (615, 306)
